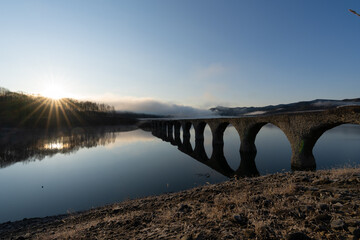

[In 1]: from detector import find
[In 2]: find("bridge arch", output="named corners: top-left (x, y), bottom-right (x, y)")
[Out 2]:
top-left (255, 123), bottom-right (292, 172)
top-left (233, 120), bottom-right (291, 153)
top-left (308, 119), bottom-right (360, 147)
top-left (180, 121), bottom-right (195, 153)
top-left (199, 121), bottom-right (237, 175)
top-left (223, 123), bottom-right (241, 171)
top-left (295, 121), bottom-right (360, 169)
top-left (203, 123), bottom-right (213, 159)
top-left (313, 123), bottom-right (360, 168)
top-left (231, 121), bottom-right (291, 173)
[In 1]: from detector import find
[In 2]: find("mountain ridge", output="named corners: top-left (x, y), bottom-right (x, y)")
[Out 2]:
top-left (210, 98), bottom-right (360, 116)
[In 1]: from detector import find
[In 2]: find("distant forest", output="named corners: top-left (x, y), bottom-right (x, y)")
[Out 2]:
top-left (0, 87), bottom-right (160, 129)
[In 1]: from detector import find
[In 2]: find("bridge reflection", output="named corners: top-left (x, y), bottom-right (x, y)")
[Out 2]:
top-left (152, 126), bottom-right (259, 178)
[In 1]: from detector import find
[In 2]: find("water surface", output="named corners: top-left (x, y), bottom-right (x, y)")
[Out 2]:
top-left (0, 124), bottom-right (359, 223)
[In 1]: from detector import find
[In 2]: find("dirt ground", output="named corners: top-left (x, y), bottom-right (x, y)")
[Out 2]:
top-left (1, 168), bottom-right (359, 240)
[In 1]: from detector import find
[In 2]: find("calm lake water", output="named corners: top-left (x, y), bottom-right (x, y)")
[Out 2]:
top-left (0, 124), bottom-right (359, 223)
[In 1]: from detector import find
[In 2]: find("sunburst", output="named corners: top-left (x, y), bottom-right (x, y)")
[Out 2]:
top-left (19, 96), bottom-right (85, 131)
top-left (39, 82), bottom-right (66, 100)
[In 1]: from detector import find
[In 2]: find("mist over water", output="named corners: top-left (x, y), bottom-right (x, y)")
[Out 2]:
top-left (0, 124), bottom-right (359, 223)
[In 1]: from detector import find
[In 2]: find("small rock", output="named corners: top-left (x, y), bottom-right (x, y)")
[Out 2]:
top-left (251, 195), bottom-right (266, 203)
top-left (299, 205), bottom-right (315, 213)
top-left (112, 209), bottom-right (121, 214)
top-left (287, 232), bottom-right (312, 240)
top-left (181, 234), bottom-right (193, 240)
top-left (243, 229), bottom-right (256, 238)
top-left (331, 219), bottom-right (345, 229)
top-left (228, 204), bottom-right (235, 210)
top-left (315, 224), bottom-right (328, 232)
top-left (313, 214), bottom-right (331, 224)
top-left (301, 176), bottom-right (311, 182)
top-left (333, 202), bottom-right (343, 209)
top-left (263, 199), bottom-right (272, 207)
top-left (313, 178), bottom-right (332, 184)
top-left (318, 203), bottom-right (329, 211)
top-left (194, 232), bottom-right (207, 240)
top-left (256, 225), bottom-right (276, 240)
top-left (348, 227), bottom-right (356, 234)
top-left (348, 177), bottom-right (359, 183)
top-left (178, 204), bottom-right (192, 213)
top-left (353, 228), bottom-right (360, 240)
top-left (233, 214), bottom-right (248, 226)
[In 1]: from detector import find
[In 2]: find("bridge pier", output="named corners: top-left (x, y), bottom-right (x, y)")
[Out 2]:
top-left (181, 122), bottom-right (191, 139)
top-left (192, 122), bottom-right (208, 159)
top-left (180, 122), bottom-right (193, 152)
top-left (232, 123), bottom-right (264, 160)
top-left (288, 130), bottom-right (324, 171)
top-left (290, 139), bottom-right (316, 170)
top-left (193, 122), bottom-right (206, 141)
top-left (209, 145), bottom-right (234, 177)
top-left (179, 135), bottom-right (193, 153)
top-left (167, 122), bottom-right (174, 142)
top-left (161, 122), bottom-right (167, 139)
top-left (208, 122), bottom-right (229, 147)
top-left (194, 139), bottom-right (208, 159)
top-left (173, 122), bottom-right (182, 145)
top-left (236, 151), bottom-right (259, 177)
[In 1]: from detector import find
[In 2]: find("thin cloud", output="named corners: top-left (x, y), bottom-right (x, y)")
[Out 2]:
top-left (194, 63), bottom-right (227, 81)
top-left (89, 94), bottom-right (214, 117)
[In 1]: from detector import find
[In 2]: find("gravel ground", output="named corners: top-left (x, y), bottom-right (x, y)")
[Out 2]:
top-left (1, 168), bottom-right (360, 240)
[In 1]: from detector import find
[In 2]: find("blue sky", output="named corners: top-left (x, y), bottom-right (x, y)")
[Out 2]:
top-left (1, 0), bottom-right (360, 113)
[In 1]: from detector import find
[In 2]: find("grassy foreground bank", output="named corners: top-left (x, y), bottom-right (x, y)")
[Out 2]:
top-left (1, 168), bottom-right (359, 240)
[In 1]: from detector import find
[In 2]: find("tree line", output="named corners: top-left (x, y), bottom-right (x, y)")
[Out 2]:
top-left (0, 88), bottom-right (135, 128)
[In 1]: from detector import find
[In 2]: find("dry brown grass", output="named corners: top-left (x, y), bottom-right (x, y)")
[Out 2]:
top-left (1, 167), bottom-right (359, 240)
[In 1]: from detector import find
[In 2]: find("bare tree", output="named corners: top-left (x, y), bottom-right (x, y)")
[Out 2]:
top-left (0, 87), bottom-right (9, 95)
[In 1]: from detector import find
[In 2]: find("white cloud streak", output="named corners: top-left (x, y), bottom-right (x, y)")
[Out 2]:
top-left (89, 94), bottom-right (214, 117)
top-left (194, 63), bottom-right (227, 81)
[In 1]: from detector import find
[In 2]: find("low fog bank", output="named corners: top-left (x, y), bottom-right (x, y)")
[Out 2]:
top-left (104, 98), bottom-right (215, 117)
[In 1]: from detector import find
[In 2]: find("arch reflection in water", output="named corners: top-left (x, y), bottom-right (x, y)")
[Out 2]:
top-left (0, 125), bottom-right (137, 169)
top-left (314, 124), bottom-right (360, 168)
top-left (223, 124), bottom-right (241, 171)
top-left (153, 127), bottom-right (259, 178)
top-left (255, 123), bottom-right (292, 173)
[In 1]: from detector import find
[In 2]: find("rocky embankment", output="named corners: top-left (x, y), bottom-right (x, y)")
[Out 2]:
top-left (1, 168), bottom-right (360, 240)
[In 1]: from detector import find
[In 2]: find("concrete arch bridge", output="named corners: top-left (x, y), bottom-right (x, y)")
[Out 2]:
top-left (150, 106), bottom-right (360, 172)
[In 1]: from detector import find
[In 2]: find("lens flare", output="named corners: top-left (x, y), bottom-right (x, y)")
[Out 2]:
top-left (40, 83), bottom-right (65, 100)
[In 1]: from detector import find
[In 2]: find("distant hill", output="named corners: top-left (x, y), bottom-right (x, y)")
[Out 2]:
top-left (210, 98), bottom-right (360, 116)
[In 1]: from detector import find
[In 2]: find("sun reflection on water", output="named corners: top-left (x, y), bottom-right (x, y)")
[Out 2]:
top-left (42, 142), bottom-right (69, 150)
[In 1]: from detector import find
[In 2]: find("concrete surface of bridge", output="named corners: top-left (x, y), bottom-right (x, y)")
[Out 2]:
top-left (149, 106), bottom-right (360, 172)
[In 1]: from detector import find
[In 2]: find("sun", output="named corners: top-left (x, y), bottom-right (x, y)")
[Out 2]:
top-left (40, 82), bottom-right (67, 100)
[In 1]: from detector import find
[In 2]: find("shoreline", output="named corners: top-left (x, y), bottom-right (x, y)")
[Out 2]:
top-left (1, 167), bottom-right (359, 239)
